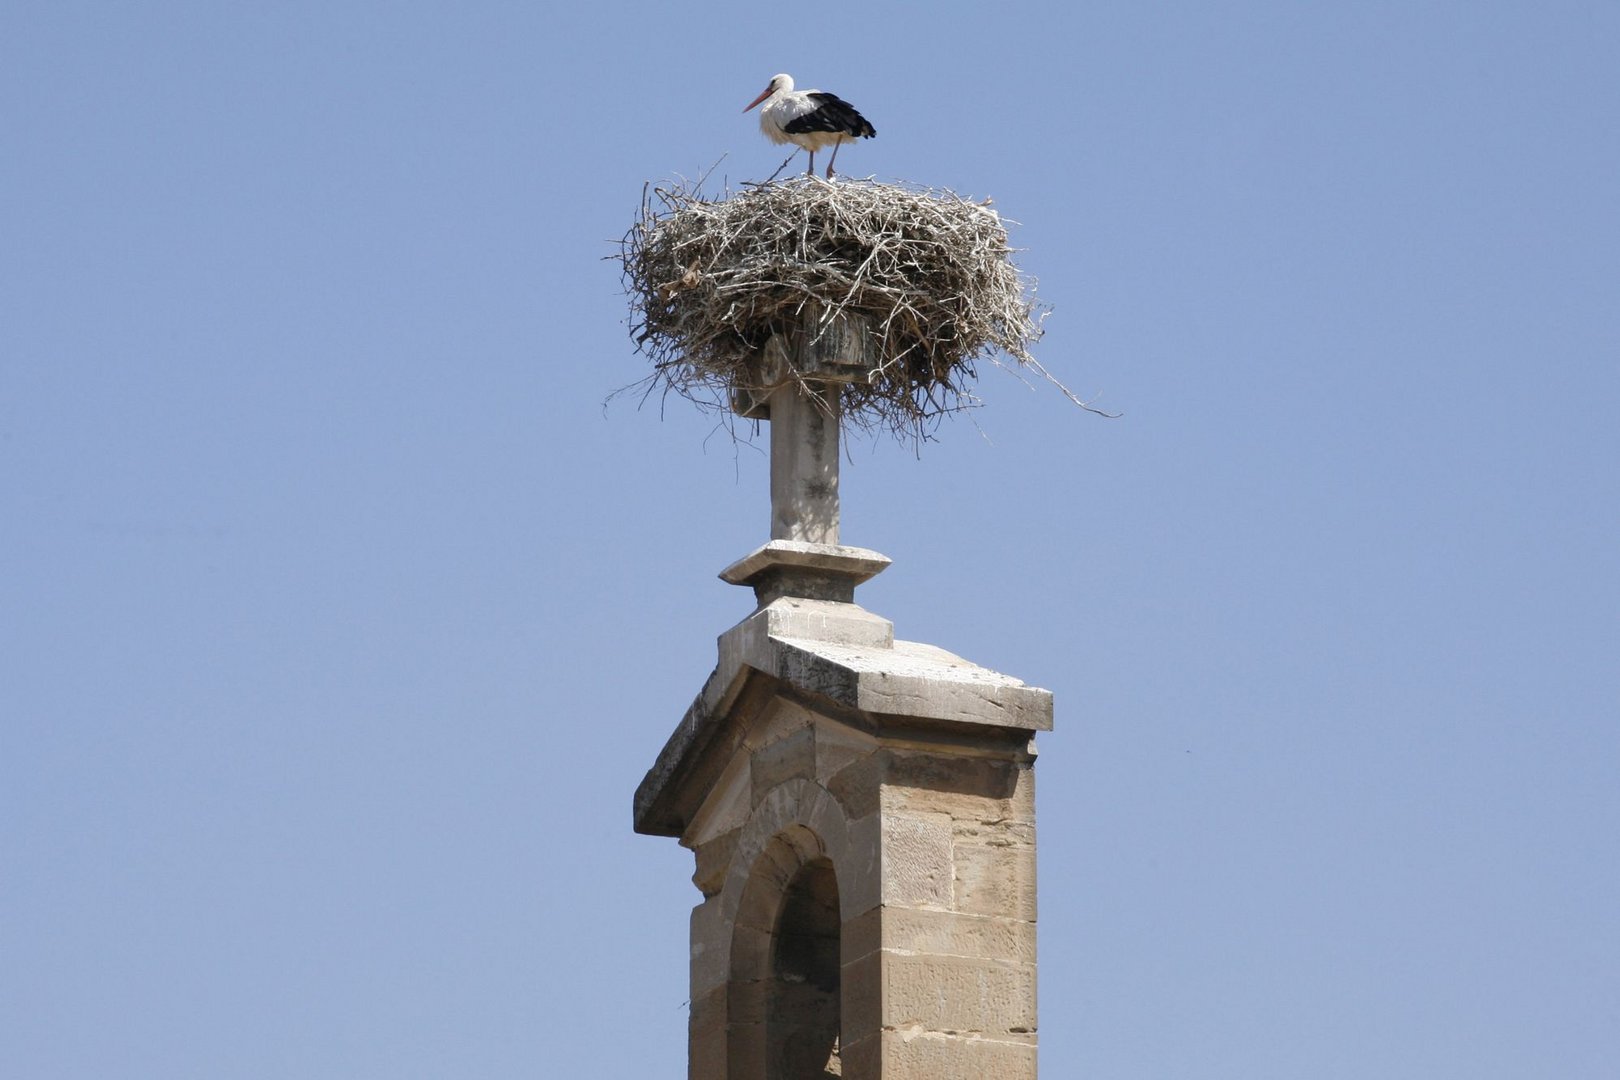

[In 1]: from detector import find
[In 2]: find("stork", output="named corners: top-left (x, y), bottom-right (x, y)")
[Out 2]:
top-left (744, 73), bottom-right (876, 180)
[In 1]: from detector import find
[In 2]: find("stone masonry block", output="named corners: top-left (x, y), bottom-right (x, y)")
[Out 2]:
top-left (691, 828), bottom-right (739, 899)
top-left (741, 696), bottom-right (818, 753)
top-left (725, 1027), bottom-right (767, 1080)
top-left (880, 1029), bottom-right (1038, 1080)
top-left (881, 906), bottom-right (1038, 965)
top-left (815, 718), bottom-right (878, 786)
top-left (883, 750), bottom-right (1035, 824)
top-left (750, 725), bottom-right (818, 806)
top-left (839, 946), bottom-right (884, 1046)
top-left (727, 974), bottom-right (768, 1026)
top-left (952, 821), bottom-right (1037, 921)
top-left (753, 774), bottom-right (809, 836)
top-left (826, 746), bottom-right (884, 819)
top-left (682, 750), bottom-right (752, 849)
top-left (887, 751), bottom-right (1023, 809)
top-left (840, 813), bottom-right (882, 916)
top-left (687, 986), bottom-right (728, 1080)
top-left (689, 897), bottom-right (731, 997)
top-left (881, 813), bottom-right (954, 908)
top-left (839, 1030), bottom-right (882, 1079)
top-left (841, 905), bottom-right (882, 967)
top-left (882, 953), bottom-right (1036, 1035)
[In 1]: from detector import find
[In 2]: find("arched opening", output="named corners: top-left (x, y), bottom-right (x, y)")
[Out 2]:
top-left (767, 855), bottom-right (842, 1077)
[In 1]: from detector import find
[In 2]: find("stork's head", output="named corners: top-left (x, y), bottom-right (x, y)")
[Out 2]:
top-left (744, 73), bottom-right (793, 112)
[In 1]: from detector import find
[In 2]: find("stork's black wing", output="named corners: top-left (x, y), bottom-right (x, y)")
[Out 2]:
top-left (784, 93), bottom-right (876, 139)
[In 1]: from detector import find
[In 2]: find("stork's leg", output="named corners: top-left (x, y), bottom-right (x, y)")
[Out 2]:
top-left (806, 150), bottom-right (816, 176)
top-left (826, 140), bottom-right (842, 179)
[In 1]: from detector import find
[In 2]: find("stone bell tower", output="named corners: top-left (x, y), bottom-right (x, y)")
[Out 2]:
top-left (633, 310), bottom-right (1054, 1079)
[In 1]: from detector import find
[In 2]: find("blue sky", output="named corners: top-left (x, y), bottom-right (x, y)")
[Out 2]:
top-left (3, 1), bottom-right (1617, 1076)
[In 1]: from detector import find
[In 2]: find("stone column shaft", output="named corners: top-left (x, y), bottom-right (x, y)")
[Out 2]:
top-left (769, 384), bottom-right (840, 545)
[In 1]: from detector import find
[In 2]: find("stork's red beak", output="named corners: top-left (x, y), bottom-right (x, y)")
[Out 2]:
top-left (744, 86), bottom-right (772, 112)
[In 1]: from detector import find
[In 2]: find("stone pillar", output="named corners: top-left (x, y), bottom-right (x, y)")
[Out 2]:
top-left (768, 381), bottom-right (840, 545)
top-left (636, 302), bottom-right (1051, 1078)
top-left (731, 302), bottom-right (874, 549)
top-left (634, 591), bottom-right (1052, 1079)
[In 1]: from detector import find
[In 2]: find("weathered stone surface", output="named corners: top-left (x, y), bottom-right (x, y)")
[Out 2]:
top-left (728, 974), bottom-right (768, 1026)
top-left (815, 720), bottom-right (879, 786)
top-left (840, 812), bottom-right (882, 917)
top-left (728, 916), bottom-right (769, 966)
top-left (952, 821), bottom-right (1038, 921)
top-left (771, 637), bottom-right (1053, 731)
top-left (726, 1039), bottom-right (767, 1080)
top-left (691, 827), bottom-right (739, 898)
top-left (753, 595), bottom-right (895, 649)
top-left (826, 747), bottom-right (884, 819)
top-left (880, 813), bottom-right (955, 908)
top-left (721, 542), bottom-right (893, 606)
top-left (687, 986), bottom-right (728, 1080)
top-left (751, 725), bottom-right (818, 806)
top-left (689, 897), bottom-right (730, 996)
top-left (883, 750), bottom-right (1035, 823)
top-left (841, 905), bottom-right (883, 967)
top-left (683, 751), bottom-right (752, 849)
top-left (843, 902), bottom-right (1038, 1018)
top-left (837, 1029), bottom-right (883, 1078)
top-left (636, 568), bottom-right (1052, 1077)
top-left (869, 1029), bottom-right (1039, 1079)
top-left (884, 906), bottom-right (1037, 964)
top-left (839, 946), bottom-right (885, 1046)
top-left (741, 696), bottom-right (818, 753)
top-left (882, 953), bottom-right (1037, 1035)
top-left (635, 590), bottom-right (1052, 839)
top-left (768, 382), bottom-right (842, 546)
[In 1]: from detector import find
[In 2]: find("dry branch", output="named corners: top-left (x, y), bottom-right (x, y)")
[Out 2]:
top-left (618, 176), bottom-right (1072, 442)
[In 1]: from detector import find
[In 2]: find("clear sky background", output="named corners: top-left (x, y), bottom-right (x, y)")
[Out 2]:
top-left (4, 2), bottom-right (1617, 1077)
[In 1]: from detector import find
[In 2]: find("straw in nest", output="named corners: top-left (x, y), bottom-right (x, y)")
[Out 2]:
top-left (618, 177), bottom-right (1090, 441)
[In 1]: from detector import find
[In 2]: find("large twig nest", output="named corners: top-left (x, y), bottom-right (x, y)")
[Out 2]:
top-left (618, 176), bottom-right (1077, 441)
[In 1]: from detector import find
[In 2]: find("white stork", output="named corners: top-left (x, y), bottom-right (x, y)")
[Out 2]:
top-left (744, 73), bottom-right (876, 179)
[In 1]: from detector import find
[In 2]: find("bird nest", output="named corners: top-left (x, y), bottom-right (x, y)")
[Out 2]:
top-left (618, 176), bottom-right (1072, 441)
